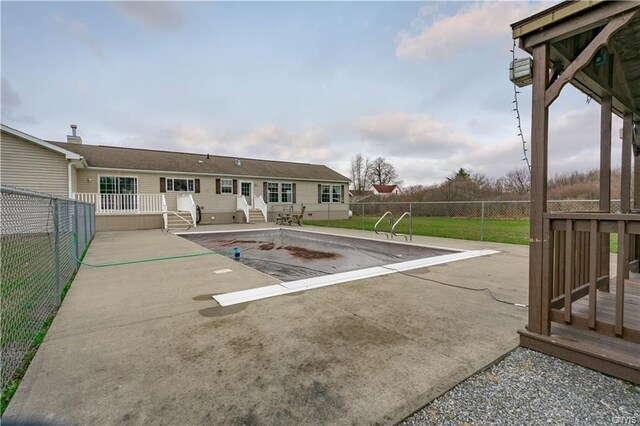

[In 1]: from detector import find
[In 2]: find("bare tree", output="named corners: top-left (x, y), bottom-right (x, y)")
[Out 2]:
top-left (350, 154), bottom-right (373, 191)
top-left (499, 167), bottom-right (531, 195)
top-left (367, 156), bottom-right (399, 185)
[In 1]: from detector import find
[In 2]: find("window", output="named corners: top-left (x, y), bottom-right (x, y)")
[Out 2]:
top-left (221, 179), bottom-right (233, 194)
top-left (332, 185), bottom-right (342, 203)
top-left (267, 182), bottom-right (279, 203)
top-left (321, 184), bottom-right (331, 203)
top-left (99, 176), bottom-right (138, 211)
top-left (167, 178), bottom-right (194, 192)
top-left (281, 183), bottom-right (292, 203)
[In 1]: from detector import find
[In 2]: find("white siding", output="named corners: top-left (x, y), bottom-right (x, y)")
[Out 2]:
top-left (0, 131), bottom-right (70, 197)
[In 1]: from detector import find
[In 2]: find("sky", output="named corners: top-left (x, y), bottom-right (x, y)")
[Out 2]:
top-left (1, 1), bottom-right (624, 186)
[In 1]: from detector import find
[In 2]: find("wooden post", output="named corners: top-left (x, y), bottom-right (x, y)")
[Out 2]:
top-left (635, 122), bottom-right (640, 210)
top-left (528, 44), bottom-right (550, 335)
top-left (599, 95), bottom-right (612, 287)
top-left (621, 113), bottom-right (633, 213)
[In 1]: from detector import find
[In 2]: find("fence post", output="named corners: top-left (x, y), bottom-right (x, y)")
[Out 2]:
top-left (91, 204), bottom-right (95, 237)
top-left (409, 202), bottom-right (413, 241)
top-left (86, 204), bottom-right (90, 247)
top-left (361, 203), bottom-right (365, 230)
top-left (480, 201), bottom-right (485, 241)
top-left (53, 199), bottom-right (62, 305)
top-left (327, 203), bottom-right (330, 226)
top-left (74, 202), bottom-right (80, 259)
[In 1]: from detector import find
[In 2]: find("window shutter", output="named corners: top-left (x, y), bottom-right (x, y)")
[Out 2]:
top-left (318, 184), bottom-right (322, 203)
top-left (160, 177), bottom-right (166, 193)
top-left (341, 185), bottom-right (345, 203)
top-left (216, 178), bottom-right (221, 194)
top-left (232, 179), bottom-right (238, 195)
top-left (292, 183), bottom-right (297, 204)
top-left (263, 182), bottom-right (268, 203)
top-left (195, 179), bottom-right (200, 193)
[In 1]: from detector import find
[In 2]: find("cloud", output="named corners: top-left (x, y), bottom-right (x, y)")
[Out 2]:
top-left (52, 13), bottom-right (107, 61)
top-left (128, 124), bottom-right (337, 164)
top-left (1, 78), bottom-right (37, 125)
top-left (357, 113), bottom-right (473, 157)
top-left (1, 77), bottom-right (21, 109)
top-left (395, 2), bottom-right (546, 62)
top-left (353, 104), bottom-right (620, 186)
top-left (111, 2), bottom-right (184, 31)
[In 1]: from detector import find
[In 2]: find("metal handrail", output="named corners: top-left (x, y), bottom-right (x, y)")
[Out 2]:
top-left (164, 211), bottom-right (191, 230)
top-left (391, 212), bottom-right (411, 241)
top-left (374, 211), bottom-right (393, 239)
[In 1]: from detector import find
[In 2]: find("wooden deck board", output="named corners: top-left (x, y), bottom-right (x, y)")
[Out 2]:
top-left (522, 278), bottom-right (640, 383)
top-left (569, 279), bottom-right (640, 330)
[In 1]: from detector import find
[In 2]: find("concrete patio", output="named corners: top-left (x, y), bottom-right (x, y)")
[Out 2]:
top-left (4, 224), bottom-right (529, 425)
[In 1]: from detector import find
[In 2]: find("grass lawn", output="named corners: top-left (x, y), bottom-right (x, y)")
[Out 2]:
top-left (307, 215), bottom-right (619, 252)
top-left (1, 232), bottom-right (91, 415)
top-left (308, 215), bottom-right (530, 245)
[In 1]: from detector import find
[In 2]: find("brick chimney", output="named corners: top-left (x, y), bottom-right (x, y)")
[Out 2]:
top-left (67, 124), bottom-right (82, 144)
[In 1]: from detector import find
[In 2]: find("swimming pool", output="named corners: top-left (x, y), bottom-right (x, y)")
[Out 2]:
top-left (179, 229), bottom-right (499, 306)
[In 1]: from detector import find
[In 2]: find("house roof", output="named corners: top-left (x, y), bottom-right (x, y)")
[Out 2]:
top-left (49, 141), bottom-right (350, 182)
top-left (1, 124), bottom-right (83, 160)
top-left (372, 184), bottom-right (398, 193)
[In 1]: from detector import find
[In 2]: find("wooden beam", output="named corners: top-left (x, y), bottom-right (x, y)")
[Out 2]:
top-left (600, 95), bottom-right (612, 280)
top-left (635, 129), bottom-right (640, 211)
top-left (550, 43), bottom-right (638, 119)
top-left (544, 10), bottom-right (637, 108)
top-left (564, 219), bottom-right (574, 324)
top-left (622, 113), bottom-right (633, 213)
top-left (528, 44), bottom-right (550, 335)
top-left (519, 329), bottom-right (640, 384)
top-left (616, 221), bottom-right (629, 337)
top-left (542, 216), bottom-right (552, 335)
top-left (589, 220), bottom-right (598, 329)
top-left (608, 43), bottom-right (638, 111)
top-left (522, 2), bottom-right (640, 49)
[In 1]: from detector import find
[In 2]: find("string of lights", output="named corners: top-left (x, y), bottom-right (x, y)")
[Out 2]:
top-left (511, 39), bottom-right (531, 173)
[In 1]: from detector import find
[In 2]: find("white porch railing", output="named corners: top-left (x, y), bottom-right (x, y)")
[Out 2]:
top-left (74, 193), bottom-right (164, 215)
top-left (254, 196), bottom-right (267, 222)
top-left (177, 194), bottom-right (197, 227)
top-left (161, 194), bottom-right (168, 230)
top-left (236, 196), bottom-right (250, 223)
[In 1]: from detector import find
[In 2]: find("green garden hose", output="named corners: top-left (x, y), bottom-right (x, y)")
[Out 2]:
top-left (72, 233), bottom-right (227, 268)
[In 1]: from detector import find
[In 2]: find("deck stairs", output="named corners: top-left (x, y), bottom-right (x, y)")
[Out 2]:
top-left (165, 211), bottom-right (193, 231)
top-left (248, 209), bottom-right (267, 223)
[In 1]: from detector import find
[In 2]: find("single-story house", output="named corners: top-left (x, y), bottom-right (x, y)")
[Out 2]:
top-left (371, 184), bottom-right (401, 196)
top-left (0, 124), bottom-right (350, 231)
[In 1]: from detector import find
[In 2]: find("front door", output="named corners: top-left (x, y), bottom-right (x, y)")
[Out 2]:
top-left (240, 181), bottom-right (253, 208)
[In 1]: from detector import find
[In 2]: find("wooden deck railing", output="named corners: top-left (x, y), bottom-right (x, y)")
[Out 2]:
top-left (543, 212), bottom-right (640, 343)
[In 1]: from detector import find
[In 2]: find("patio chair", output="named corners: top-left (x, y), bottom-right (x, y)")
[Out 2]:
top-left (276, 213), bottom-right (293, 226)
top-left (290, 205), bottom-right (306, 226)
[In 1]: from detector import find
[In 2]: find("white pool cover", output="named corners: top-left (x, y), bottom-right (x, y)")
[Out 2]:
top-left (213, 249), bottom-right (497, 306)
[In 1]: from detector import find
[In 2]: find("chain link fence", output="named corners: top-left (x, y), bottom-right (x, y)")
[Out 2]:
top-left (308, 199), bottom-right (622, 244)
top-left (1, 186), bottom-right (95, 393)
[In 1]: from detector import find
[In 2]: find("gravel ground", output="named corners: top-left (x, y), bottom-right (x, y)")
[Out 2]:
top-left (400, 347), bottom-right (640, 426)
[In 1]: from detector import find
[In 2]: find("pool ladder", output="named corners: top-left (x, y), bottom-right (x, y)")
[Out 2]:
top-left (374, 211), bottom-right (412, 241)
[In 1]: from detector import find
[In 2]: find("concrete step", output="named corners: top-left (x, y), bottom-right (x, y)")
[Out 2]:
top-left (248, 210), bottom-right (265, 222)
top-left (165, 211), bottom-right (193, 230)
